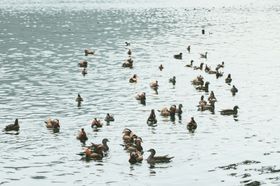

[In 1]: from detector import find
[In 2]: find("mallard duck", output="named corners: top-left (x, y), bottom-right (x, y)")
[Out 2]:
top-left (147, 149), bottom-right (174, 165)
top-left (196, 81), bottom-right (210, 92)
top-left (77, 128), bottom-right (88, 143)
top-left (193, 63), bottom-right (204, 70)
top-left (200, 52), bottom-right (207, 59)
top-left (91, 118), bottom-right (102, 128)
top-left (84, 49), bottom-right (94, 56)
top-left (187, 45), bottom-right (191, 53)
top-left (122, 58), bottom-right (133, 68)
top-left (169, 76), bottom-right (176, 85)
top-left (187, 117), bottom-right (197, 132)
top-left (127, 49), bottom-right (132, 56)
top-left (231, 85), bottom-right (238, 96)
top-left (225, 74), bottom-right (232, 84)
top-left (129, 151), bottom-right (143, 164)
top-left (129, 74), bottom-right (137, 83)
top-left (104, 113), bottom-right (114, 122)
top-left (159, 64), bottom-right (164, 71)
top-left (4, 119), bottom-right (19, 132)
top-left (185, 60), bottom-right (193, 68)
top-left (174, 53), bottom-right (182, 59)
top-left (91, 138), bottom-right (109, 152)
top-left (79, 60), bottom-right (88, 68)
top-left (220, 106), bottom-right (239, 115)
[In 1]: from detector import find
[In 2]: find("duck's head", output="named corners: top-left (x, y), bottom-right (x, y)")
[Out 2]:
top-left (178, 104), bottom-right (183, 108)
top-left (122, 128), bottom-right (132, 134)
top-left (14, 118), bottom-right (19, 125)
top-left (147, 148), bottom-right (156, 155)
top-left (233, 106), bottom-right (239, 110)
top-left (201, 95), bottom-right (204, 100)
top-left (205, 82), bottom-right (210, 85)
top-left (102, 138), bottom-right (109, 144)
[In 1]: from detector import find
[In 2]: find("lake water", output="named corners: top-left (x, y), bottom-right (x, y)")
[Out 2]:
top-left (1, 0), bottom-right (280, 185)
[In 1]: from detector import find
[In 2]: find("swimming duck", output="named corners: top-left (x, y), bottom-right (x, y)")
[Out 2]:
top-left (84, 146), bottom-right (103, 160)
top-left (231, 85), bottom-right (238, 96)
top-left (220, 106), bottom-right (239, 116)
top-left (147, 109), bottom-right (157, 125)
top-left (104, 113), bottom-right (114, 122)
top-left (158, 107), bottom-right (170, 117)
top-left (4, 119), bottom-right (19, 132)
top-left (176, 104), bottom-right (183, 116)
top-left (174, 53), bottom-right (182, 60)
top-left (187, 117), bottom-right (197, 132)
top-left (198, 95), bottom-right (207, 107)
top-left (129, 74), bottom-right (137, 83)
top-left (135, 92), bottom-right (146, 104)
top-left (196, 81), bottom-right (210, 92)
top-left (122, 128), bottom-right (134, 144)
top-left (191, 75), bottom-right (204, 86)
top-left (185, 60), bottom-right (194, 68)
top-left (208, 91), bottom-right (217, 103)
top-left (77, 128), bottom-right (88, 143)
top-left (204, 64), bottom-right (211, 73)
top-left (76, 94), bottom-right (83, 107)
top-left (45, 118), bottom-right (60, 129)
top-left (129, 151), bottom-right (143, 164)
top-left (169, 76), bottom-right (176, 85)
top-left (122, 58), bottom-right (133, 68)
top-left (84, 49), bottom-right (94, 56)
top-left (159, 64), bottom-right (164, 71)
top-left (225, 74), bottom-right (232, 84)
top-left (150, 80), bottom-right (159, 90)
top-left (147, 149), bottom-right (174, 165)
top-left (91, 118), bottom-right (102, 128)
top-left (126, 137), bottom-right (143, 153)
top-left (79, 60), bottom-right (88, 68)
top-left (82, 67), bottom-right (87, 76)
top-left (215, 70), bottom-right (224, 79)
top-left (198, 100), bottom-right (215, 112)
top-left (91, 138), bottom-right (109, 153)
top-left (127, 49), bottom-right (132, 56)
top-left (215, 61), bottom-right (225, 71)
top-left (187, 45), bottom-right (191, 53)
top-left (200, 52), bottom-right (207, 59)
top-left (193, 63), bottom-right (204, 70)
top-left (125, 42), bottom-right (130, 46)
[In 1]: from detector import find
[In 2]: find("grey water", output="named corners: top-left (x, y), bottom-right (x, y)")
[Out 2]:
top-left (1, 0), bottom-right (280, 185)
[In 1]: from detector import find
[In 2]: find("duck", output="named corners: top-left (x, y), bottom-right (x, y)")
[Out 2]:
top-left (150, 80), bottom-right (159, 90)
top-left (208, 91), bottom-right (217, 103)
top-left (84, 49), bottom-right (94, 56)
top-left (125, 42), bottom-right (130, 46)
top-left (169, 76), bottom-right (176, 85)
top-left (77, 128), bottom-right (88, 143)
top-left (147, 109), bottom-right (157, 125)
top-left (204, 64), bottom-right (211, 73)
top-left (135, 92), bottom-right (146, 104)
top-left (147, 149), bottom-right (174, 165)
top-left (174, 53), bottom-right (182, 60)
top-left (196, 81), bottom-right (210, 92)
top-left (91, 138), bottom-right (109, 153)
top-left (129, 74), bottom-right (137, 83)
top-left (82, 68), bottom-right (87, 76)
top-left (83, 147), bottom-right (103, 160)
top-left (185, 60), bottom-right (194, 68)
top-left (76, 94), bottom-right (83, 107)
top-left (220, 106), bottom-right (239, 116)
top-left (193, 63), bottom-right (204, 70)
top-left (122, 58), bottom-right (133, 68)
top-left (191, 75), bottom-right (204, 86)
top-left (45, 118), bottom-right (60, 129)
top-left (225, 74), bottom-right (232, 84)
top-left (198, 95), bottom-right (207, 107)
top-left (176, 104), bottom-right (183, 116)
top-left (4, 119), bottom-right (19, 132)
top-left (198, 100), bottom-right (215, 112)
top-left (215, 70), bottom-right (224, 79)
top-left (187, 45), bottom-right (191, 53)
top-left (216, 61), bottom-right (225, 70)
top-left (187, 117), bottom-right (197, 132)
top-left (200, 52), bottom-right (207, 59)
top-left (79, 60), bottom-right (88, 68)
top-left (104, 113), bottom-right (114, 122)
top-left (91, 118), bottom-right (102, 128)
top-left (126, 137), bottom-right (143, 153)
top-left (158, 107), bottom-right (170, 117)
top-left (122, 128), bottom-right (134, 144)
top-left (231, 85), bottom-right (238, 96)
top-left (129, 151), bottom-right (143, 164)
top-left (127, 49), bottom-right (132, 56)
top-left (159, 64), bottom-right (164, 71)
